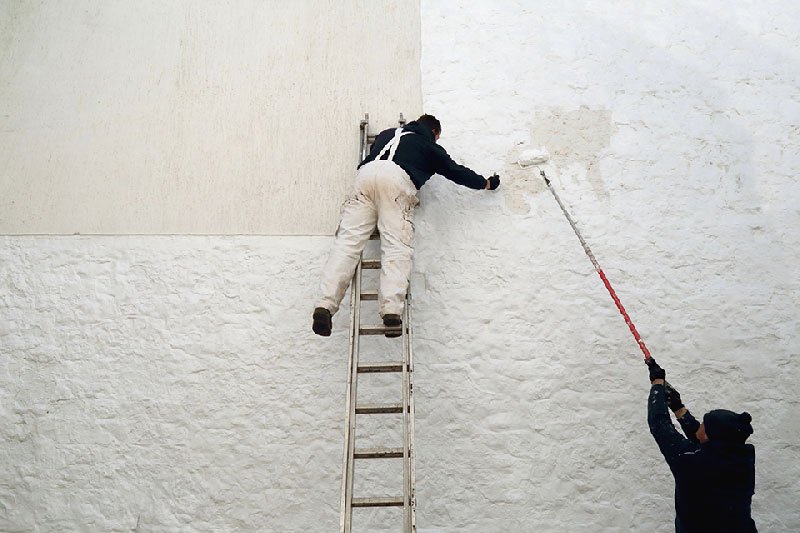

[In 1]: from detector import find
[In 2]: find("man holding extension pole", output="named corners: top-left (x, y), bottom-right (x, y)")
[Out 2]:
top-left (646, 358), bottom-right (757, 532)
top-left (518, 147), bottom-right (757, 531)
top-left (312, 114), bottom-right (500, 337)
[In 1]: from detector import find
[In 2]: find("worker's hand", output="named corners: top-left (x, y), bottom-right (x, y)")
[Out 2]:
top-left (646, 357), bottom-right (666, 383)
top-left (486, 174), bottom-right (500, 190)
top-left (664, 383), bottom-right (685, 412)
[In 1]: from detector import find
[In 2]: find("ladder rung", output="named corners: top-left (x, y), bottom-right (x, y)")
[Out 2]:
top-left (352, 496), bottom-right (404, 508)
top-left (357, 362), bottom-right (402, 373)
top-left (367, 135), bottom-right (377, 143)
top-left (361, 259), bottom-right (380, 269)
top-left (356, 403), bottom-right (403, 414)
top-left (354, 447), bottom-right (404, 459)
top-left (360, 290), bottom-right (378, 301)
top-left (360, 325), bottom-right (401, 336)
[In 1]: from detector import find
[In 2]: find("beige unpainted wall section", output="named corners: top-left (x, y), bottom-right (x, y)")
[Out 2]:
top-left (0, 1), bottom-right (421, 234)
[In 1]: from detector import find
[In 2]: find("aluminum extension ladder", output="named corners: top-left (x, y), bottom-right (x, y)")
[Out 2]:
top-left (339, 114), bottom-right (417, 533)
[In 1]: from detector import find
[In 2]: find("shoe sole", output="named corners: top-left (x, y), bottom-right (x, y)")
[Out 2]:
top-left (313, 310), bottom-right (332, 337)
top-left (383, 316), bottom-right (402, 338)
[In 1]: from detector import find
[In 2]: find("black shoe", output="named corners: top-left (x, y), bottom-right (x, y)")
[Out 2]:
top-left (382, 314), bottom-right (402, 338)
top-left (312, 307), bottom-right (332, 337)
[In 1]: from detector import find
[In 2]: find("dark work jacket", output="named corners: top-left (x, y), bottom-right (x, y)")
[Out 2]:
top-left (648, 384), bottom-right (757, 533)
top-left (359, 121), bottom-right (487, 190)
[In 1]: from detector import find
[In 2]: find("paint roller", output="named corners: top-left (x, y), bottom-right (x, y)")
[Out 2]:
top-left (517, 147), bottom-right (551, 168)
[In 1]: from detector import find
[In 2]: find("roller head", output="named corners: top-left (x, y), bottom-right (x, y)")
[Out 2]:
top-left (517, 147), bottom-right (550, 167)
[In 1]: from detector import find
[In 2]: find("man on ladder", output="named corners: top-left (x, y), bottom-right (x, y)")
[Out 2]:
top-left (312, 114), bottom-right (500, 337)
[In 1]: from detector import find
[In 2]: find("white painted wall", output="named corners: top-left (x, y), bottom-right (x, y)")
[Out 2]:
top-left (416, 1), bottom-right (799, 530)
top-left (1, 236), bottom-right (345, 531)
top-left (2, 1), bottom-right (799, 532)
top-left (0, 1), bottom-right (420, 234)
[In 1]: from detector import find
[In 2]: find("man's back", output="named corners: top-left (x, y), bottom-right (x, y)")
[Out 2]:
top-left (648, 383), bottom-right (757, 532)
top-left (670, 441), bottom-right (756, 532)
top-left (361, 121), bottom-right (487, 190)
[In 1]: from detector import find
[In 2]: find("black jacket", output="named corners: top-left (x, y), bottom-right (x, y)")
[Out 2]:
top-left (359, 121), bottom-right (487, 190)
top-left (648, 384), bottom-right (757, 532)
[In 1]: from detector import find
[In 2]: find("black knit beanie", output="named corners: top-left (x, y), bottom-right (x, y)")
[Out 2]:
top-left (703, 409), bottom-right (753, 443)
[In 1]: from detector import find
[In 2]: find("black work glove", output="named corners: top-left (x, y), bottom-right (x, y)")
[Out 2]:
top-left (646, 357), bottom-right (666, 382)
top-left (664, 383), bottom-right (685, 412)
top-left (487, 174), bottom-right (500, 190)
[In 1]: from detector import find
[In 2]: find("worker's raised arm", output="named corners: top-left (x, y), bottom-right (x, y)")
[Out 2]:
top-left (665, 382), bottom-right (701, 443)
top-left (646, 359), bottom-right (699, 464)
top-left (431, 144), bottom-right (498, 190)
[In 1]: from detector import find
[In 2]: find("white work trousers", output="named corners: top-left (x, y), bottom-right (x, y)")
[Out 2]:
top-left (317, 160), bottom-right (418, 317)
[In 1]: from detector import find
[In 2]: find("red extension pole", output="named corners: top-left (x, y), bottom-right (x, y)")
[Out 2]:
top-left (540, 170), bottom-right (652, 361)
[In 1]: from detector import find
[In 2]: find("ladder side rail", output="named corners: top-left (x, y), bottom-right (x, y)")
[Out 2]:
top-left (340, 262), bottom-right (363, 533)
top-left (402, 301), bottom-right (410, 532)
top-left (342, 113), bottom-right (368, 533)
top-left (405, 292), bottom-right (417, 532)
top-left (359, 113), bottom-right (369, 163)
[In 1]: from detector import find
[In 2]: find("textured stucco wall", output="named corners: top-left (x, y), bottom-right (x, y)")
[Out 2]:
top-left (0, 1), bottom-right (420, 234)
top-left (1, 237), bottom-right (347, 531)
top-left (2, 1), bottom-right (800, 532)
top-left (417, 1), bottom-right (799, 531)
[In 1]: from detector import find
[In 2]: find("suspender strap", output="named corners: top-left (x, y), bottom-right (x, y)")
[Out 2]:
top-left (378, 128), bottom-right (413, 161)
